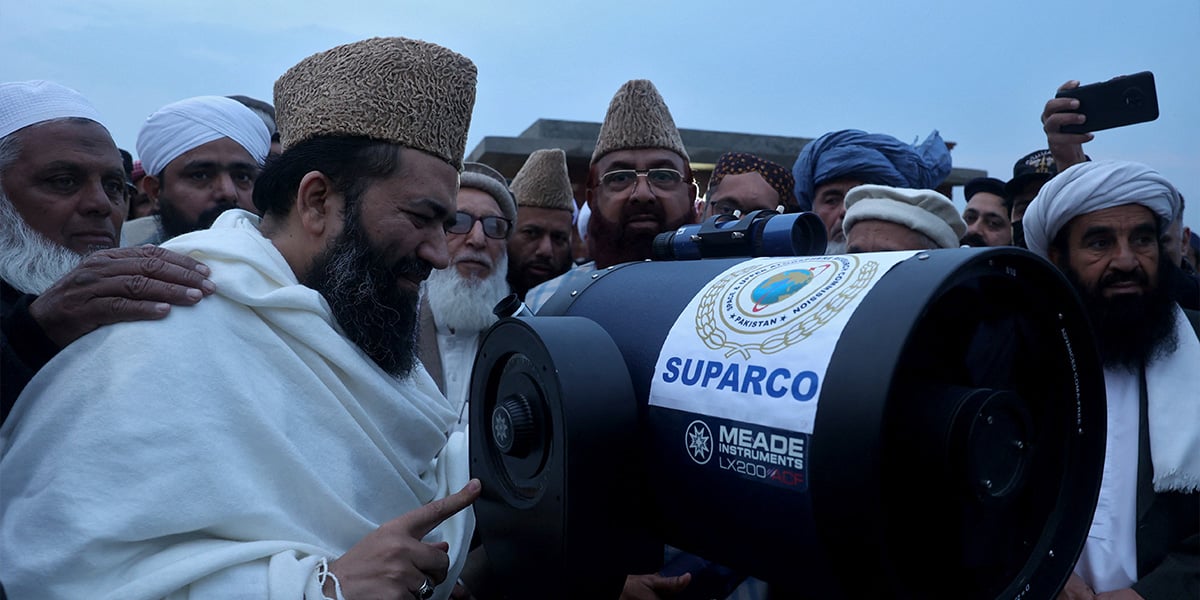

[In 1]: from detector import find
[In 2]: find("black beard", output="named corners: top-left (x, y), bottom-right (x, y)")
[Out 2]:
top-left (960, 232), bottom-right (988, 248)
top-left (507, 252), bottom-right (574, 297)
top-left (306, 207), bottom-right (431, 377)
top-left (1065, 255), bottom-right (1180, 373)
top-left (158, 197), bottom-right (237, 240)
top-left (588, 202), bottom-right (692, 268)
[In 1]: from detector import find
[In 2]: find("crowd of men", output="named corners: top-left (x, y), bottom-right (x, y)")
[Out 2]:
top-left (0, 34), bottom-right (1196, 600)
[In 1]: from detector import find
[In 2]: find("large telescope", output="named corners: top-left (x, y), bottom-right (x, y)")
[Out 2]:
top-left (470, 220), bottom-right (1104, 598)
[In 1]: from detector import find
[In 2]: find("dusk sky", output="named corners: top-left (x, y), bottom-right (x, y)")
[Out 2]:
top-left (2, 0), bottom-right (1196, 230)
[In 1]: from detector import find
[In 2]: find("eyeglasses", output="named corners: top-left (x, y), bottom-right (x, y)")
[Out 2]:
top-left (598, 168), bottom-right (687, 193)
top-left (447, 211), bottom-right (512, 239)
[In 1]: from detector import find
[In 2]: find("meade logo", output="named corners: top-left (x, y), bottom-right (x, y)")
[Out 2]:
top-left (685, 420), bottom-right (713, 465)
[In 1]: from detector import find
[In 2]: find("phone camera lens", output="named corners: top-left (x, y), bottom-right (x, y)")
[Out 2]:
top-left (1124, 88), bottom-right (1145, 108)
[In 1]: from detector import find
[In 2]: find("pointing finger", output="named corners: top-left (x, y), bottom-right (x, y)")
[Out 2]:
top-left (396, 479), bottom-right (481, 539)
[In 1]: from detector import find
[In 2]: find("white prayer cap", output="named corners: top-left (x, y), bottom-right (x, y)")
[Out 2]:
top-left (577, 201), bottom-right (590, 241)
top-left (0, 80), bottom-right (104, 140)
top-left (843, 184), bottom-right (966, 249)
top-left (1022, 160), bottom-right (1180, 259)
top-left (136, 96), bottom-right (270, 178)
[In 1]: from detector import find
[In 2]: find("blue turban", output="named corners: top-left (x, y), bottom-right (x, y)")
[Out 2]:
top-left (791, 130), bottom-right (952, 212)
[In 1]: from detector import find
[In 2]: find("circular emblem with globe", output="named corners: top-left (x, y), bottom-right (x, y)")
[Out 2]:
top-left (751, 269), bottom-right (815, 312)
top-left (693, 256), bottom-right (866, 359)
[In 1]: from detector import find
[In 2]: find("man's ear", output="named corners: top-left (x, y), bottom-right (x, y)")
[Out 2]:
top-left (295, 171), bottom-right (343, 240)
top-left (1048, 244), bottom-right (1062, 266)
top-left (142, 174), bottom-right (161, 201)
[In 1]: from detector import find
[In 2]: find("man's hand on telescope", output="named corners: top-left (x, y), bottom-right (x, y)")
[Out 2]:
top-left (620, 572), bottom-right (691, 600)
top-left (1057, 573), bottom-right (1095, 600)
top-left (327, 479), bottom-right (481, 599)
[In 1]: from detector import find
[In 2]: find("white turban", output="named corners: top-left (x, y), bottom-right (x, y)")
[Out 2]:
top-left (577, 201), bottom-right (590, 241)
top-left (842, 184), bottom-right (966, 249)
top-left (1022, 160), bottom-right (1181, 259)
top-left (0, 80), bottom-right (104, 139)
top-left (136, 96), bottom-right (270, 178)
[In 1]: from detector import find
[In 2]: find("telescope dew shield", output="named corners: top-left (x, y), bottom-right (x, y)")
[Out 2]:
top-left (471, 248), bottom-right (1105, 599)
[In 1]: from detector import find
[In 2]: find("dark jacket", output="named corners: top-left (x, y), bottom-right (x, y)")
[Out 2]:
top-left (1, 280), bottom-right (59, 426)
top-left (1131, 308), bottom-right (1200, 598)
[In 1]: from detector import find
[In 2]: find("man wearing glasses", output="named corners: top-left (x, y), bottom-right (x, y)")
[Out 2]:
top-left (419, 162), bottom-right (517, 427)
top-left (525, 79), bottom-right (697, 312)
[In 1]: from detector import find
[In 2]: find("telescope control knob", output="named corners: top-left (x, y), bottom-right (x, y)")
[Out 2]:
top-left (493, 394), bottom-right (537, 457)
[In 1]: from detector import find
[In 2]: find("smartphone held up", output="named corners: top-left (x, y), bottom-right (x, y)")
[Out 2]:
top-left (1055, 71), bottom-right (1159, 134)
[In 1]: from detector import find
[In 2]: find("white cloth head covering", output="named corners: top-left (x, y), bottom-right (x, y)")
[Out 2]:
top-left (0, 80), bottom-right (104, 139)
top-left (1022, 160), bottom-right (1181, 259)
top-left (136, 96), bottom-right (271, 177)
top-left (842, 184), bottom-right (966, 249)
top-left (576, 201), bottom-right (590, 241)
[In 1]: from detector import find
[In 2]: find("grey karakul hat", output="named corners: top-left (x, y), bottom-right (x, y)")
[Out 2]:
top-left (510, 149), bottom-right (574, 212)
top-left (273, 37), bottom-right (477, 170)
top-left (460, 162), bottom-right (517, 224)
top-left (591, 79), bottom-right (688, 164)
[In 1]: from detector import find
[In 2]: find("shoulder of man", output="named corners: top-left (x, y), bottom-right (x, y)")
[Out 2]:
top-left (1184, 308), bottom-right (1199, 338)
top-left (120, 215), bottom-right (165, 247)
top-left (526, 261), bottom-right (596, 313)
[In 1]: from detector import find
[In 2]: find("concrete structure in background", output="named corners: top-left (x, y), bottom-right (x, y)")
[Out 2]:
top-left (467, 119), bottom-right (987, 204)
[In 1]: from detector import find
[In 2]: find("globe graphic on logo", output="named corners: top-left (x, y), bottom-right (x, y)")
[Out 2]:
top-left (751, 269), bottom-right (814, 311)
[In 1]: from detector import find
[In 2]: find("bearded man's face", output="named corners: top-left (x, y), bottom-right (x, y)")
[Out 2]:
top-left (1051, 204), bottom-right (1179, 372)
top-left (586, 148), bottom-right (696, 268)
top-left (303, 148), bottom-right (458, 377)
top-left (306, 199), bottom-right (430, 377)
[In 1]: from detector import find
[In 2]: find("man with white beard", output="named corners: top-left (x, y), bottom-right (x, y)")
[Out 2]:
top-left (419, 161), bottom-right (516, 427)
top-left (0, 80), bottom-right (214, 423)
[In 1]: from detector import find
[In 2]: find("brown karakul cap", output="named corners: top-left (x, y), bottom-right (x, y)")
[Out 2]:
top-left (273, 37), bottom-right (477, 170)
top-left (591, 79), bottom-right (688, 164)
top-left (510, 149), bottom-right (574, 212)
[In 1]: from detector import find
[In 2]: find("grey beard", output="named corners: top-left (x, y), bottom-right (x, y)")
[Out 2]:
top-left (423, 253), bottom-right (510, 334)
top-left (824, 239), bottom-right (847, 255)
top-left (0, 188), bottom-right (83, 294)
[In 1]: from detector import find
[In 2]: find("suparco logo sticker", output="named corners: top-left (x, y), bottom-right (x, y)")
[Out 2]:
top-left (651, 253), bottom-right (916, 433)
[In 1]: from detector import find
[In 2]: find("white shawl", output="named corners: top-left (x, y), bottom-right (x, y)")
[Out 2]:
top-left (0, 210), bottom-right (472, 599)
top-left (1147, 304), bottom-right (1200, 493)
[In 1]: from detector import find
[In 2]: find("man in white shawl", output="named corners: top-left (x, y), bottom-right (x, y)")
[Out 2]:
top-left (1022, 160), bottom-right (1199, 600)
top-left (0, 37), bottom-right (480, 600)
top-left (122, 95), bottom-right (271, 246)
